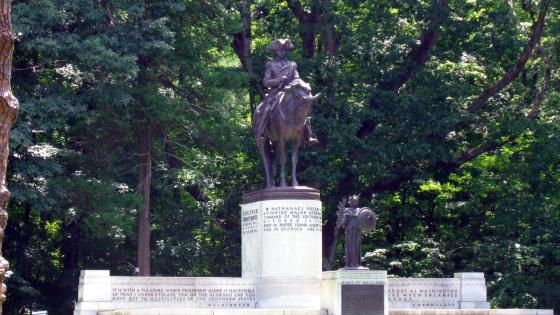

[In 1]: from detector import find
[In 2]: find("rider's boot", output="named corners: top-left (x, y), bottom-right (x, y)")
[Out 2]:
top-left (308, 133), bottom-right (318, 145)
top-left (305, 119), bottom-right (318, 145)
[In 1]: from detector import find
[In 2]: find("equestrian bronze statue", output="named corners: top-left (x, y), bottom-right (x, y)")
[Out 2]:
top-left (253, 39), bottom-right (320, 188)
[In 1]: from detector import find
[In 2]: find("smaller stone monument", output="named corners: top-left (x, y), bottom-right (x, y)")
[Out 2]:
top-left (321, 195), bottom-right (387, 315)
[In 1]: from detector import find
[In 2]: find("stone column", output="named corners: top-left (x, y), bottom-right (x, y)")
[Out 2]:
top-left (74, 270), bottom-right (112, 315)
top-left (454, 272), bottom-right (491, 309)
top-left (241, 187), bottom-right (322, 308)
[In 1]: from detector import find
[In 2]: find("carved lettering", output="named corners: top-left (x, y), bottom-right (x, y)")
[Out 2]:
top-left (262, 205), bottom-right (321, 232)
top-left (242, 207), bottom-right (259, 235)
top-left (112, 286), bottom-right (256, 308)
top-left (388, 283), bottom-right (461, 309)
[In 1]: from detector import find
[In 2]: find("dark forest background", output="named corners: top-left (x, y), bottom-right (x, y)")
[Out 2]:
top-left (4, 0), bottom-right (560, 314)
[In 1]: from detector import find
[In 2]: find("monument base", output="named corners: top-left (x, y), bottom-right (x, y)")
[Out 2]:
top-left (241, 187), bottom-right (322, 309)
top-left (256, 277), bottom-right (321, 308)
top-left (98, 309), bottom-right (326, 315)
top-left (390, 310), bottom-right (553, 315)
top-left (74, 271), bottom-right (554, 315)
top-left (95, 309), bottom-right (553, 315)
top-left (321, 269), bottom-right (389, 315)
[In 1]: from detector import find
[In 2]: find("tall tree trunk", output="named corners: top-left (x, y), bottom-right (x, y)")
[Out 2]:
top-left (318, 0), bottom-right (341, 271)
top-left (320, 0), bottom-right (338, 59)
top-left (0, 0), bottom-right (19, 312)
top-left (59, 215), bottom-right (83, 314)
top-left (62, 215), bottom-right (83, 274)
top-left (286, 0), bottom-right (320, 59)
top-left (320, 0), bottom-right (338, 103)
top-left (232, 0), bottom-right (264, 112)
top-left (137, 122), bottom-right (153, 276)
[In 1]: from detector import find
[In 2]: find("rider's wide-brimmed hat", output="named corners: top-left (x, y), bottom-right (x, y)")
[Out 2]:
top-left (267, 39), bottom-right (295, 53)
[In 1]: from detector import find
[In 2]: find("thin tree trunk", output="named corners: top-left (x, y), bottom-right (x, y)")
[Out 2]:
top-left (286, 0), bottom-right (320, 59)
top-left (137, 123), bottom-right (153, 276)
top-left (232, 0), bottom-right (264, 107)
top-left (62, 218), bottom-right (82, 273)
top-left (319, 0), bottom-right (338, 104)
top-left (318, 0), bottom-right (342, 271)
top-left (320, 0), bottom-right (338, 58)
top-left (0, 0), bottom-right (19, 312)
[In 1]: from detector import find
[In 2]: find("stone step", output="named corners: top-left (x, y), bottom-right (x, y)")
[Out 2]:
top-left (391, 310), bottom-right (553, 315)
top-left (98, 309), bottom-right (554, 315)
top-left (98, 310), bottom-right (325, 315)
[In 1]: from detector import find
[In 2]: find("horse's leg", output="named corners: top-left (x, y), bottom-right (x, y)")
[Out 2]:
top-left (278, 138), bottom-right (287, 187)
top-left (258, 138), bottom-right (273, 189)
top-left (291, 136), bottom-right (303, 186)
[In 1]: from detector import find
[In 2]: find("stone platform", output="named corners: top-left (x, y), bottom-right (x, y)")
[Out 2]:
top-left (99, 309), bottom-right (325, 315)
top-left (98, 310), bottom-right (553, 315)
top-left (97, 309), bottom-right (552, 315)
top-left (391, 310), bottom-right (553, 315)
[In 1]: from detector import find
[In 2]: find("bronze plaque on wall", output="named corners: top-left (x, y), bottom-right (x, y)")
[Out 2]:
top-left (341, 284), bottom-right (384, 315)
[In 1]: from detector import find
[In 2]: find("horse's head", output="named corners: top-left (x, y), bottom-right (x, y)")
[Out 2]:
top-left (308, 93), bottom-right (320, 104)
top-left (279, 87), bottom-right (320, 125)
top-left (301, 92), bottom-right (320, 111)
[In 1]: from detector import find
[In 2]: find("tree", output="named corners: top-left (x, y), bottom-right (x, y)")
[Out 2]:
top-left (0, 0), bottom-right (19, 313)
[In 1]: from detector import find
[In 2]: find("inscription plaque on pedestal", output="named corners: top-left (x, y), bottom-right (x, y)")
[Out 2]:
top-left (341, 284), bottom-right (384, 315)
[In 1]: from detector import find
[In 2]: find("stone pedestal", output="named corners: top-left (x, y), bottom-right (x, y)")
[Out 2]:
top-left (321, 269), bottom-right (389, 315)
top-left (241, 187), bottom-right (322, 308)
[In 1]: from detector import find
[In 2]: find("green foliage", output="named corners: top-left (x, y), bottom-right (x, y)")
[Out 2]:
top-left (4, 0), bottom-right (560, 314)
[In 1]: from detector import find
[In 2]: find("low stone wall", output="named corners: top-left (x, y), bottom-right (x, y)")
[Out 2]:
top-left (390, 310), bottom-right (553, 315)
top-left (99, 310), bottom-right (326, 315)
top-left (74, 270), bottom-right (553, 315)
top-left (388, 273), bottom-right (490, 309)
top-left (97, 309), bottom-right (553, 315)
top-left (74, 271), bottom-right (257, 315)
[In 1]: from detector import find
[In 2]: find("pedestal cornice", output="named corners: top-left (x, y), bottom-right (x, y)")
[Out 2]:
top-left (242, 186), bottom-right (320, 204)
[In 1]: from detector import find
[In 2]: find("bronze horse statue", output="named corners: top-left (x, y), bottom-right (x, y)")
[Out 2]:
top-left (253, 39), bottom-right (320, 188)
top-left (253, 84), bottom-right (319, 188)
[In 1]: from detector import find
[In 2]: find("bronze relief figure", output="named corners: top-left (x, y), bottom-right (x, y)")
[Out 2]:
top-left (252, 38), bottom-right (320, 188)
